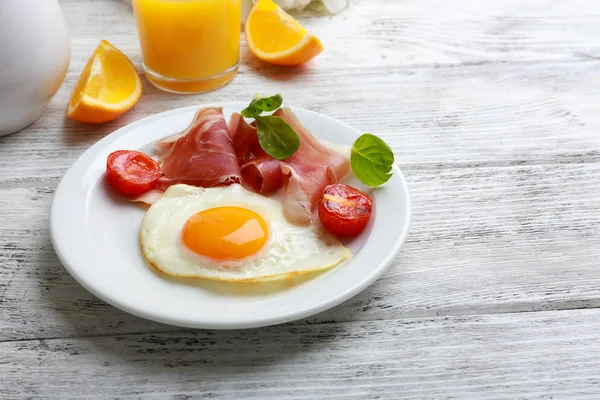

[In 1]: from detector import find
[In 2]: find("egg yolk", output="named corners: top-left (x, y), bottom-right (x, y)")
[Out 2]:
top-left (182, 206), bottom-right (269, 260)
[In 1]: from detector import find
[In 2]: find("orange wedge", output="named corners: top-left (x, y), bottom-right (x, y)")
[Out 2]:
top-left (67, 40), bottom-right (141, 123)
top-left (245, 0), bottom-right (324, 66)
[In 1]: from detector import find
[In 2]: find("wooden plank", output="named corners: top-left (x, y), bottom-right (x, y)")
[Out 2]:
top-left (3, 0), bottom-right (599, 396)
top-left (3, 0), bottom-right (600, 184)
top-left (3, 309), bottom-right (600, 399)
top-left (59, 0), bottom-right (600, 66)
top-left (2, 60), bottom-right (600, 185)
top-left (2, 163), bottom-right (599, 340)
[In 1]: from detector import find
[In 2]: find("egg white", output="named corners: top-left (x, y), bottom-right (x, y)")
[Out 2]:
top-left (140, 184), bottom-right (351, 282)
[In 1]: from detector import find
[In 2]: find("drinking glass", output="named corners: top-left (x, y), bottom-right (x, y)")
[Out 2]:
top-left (132, 0), bottom-right (241, 94)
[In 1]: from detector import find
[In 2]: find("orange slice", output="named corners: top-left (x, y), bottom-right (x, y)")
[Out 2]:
top-left (67, 40), bottom-right (141, 123)
top-left (245, 0), bottom-right (324, 66)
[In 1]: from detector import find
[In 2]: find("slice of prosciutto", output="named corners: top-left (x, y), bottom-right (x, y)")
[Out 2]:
top-left (230, 107), bottom-right (350, 225)
top-left (131, 107), bottom-right (241, 204)
top-left (229, 112), bottom-right (265, 163)
top-left (153, 110), bottom-right (208, 155)
top-left (158, 107), bottom-right (242, 190)
top-left (229, 113), bottom-right (285, 194)
top-left (275, 107), bottom-right (350, 224)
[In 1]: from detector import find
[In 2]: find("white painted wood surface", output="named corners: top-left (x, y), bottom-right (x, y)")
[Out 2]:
top-left (4, 310), bottom-right (600, 399)
top-left (1, 0), bottom-right (600, 397)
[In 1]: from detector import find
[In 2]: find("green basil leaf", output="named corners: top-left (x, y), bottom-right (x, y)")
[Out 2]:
top-left (241, 94), bottom-right (283, 118)
top-left (255, 115), bottom-right (300, 160)
top-left (350, 133), bottom-right (395, 186)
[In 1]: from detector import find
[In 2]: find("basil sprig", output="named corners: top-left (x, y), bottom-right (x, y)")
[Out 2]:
top-left (241, 94), bottom-right (283, 118)
top-left (240, 95), bottom-right (395, 185)
top-left (255, 115), bottom-right (300, 160)
top-left (241, 94), bottom-right (299, 160)
top-left (350, 134), bottom-right (395, 186)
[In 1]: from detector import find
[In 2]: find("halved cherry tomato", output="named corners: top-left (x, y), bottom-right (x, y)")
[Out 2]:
top-left (106, 150), bottom-right (163, 196)
top-left (318, 184), bottom-right (373, 236)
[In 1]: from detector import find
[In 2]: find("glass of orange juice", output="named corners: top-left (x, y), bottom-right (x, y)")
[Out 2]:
top-left (132, 0), bottom-right (241, 94)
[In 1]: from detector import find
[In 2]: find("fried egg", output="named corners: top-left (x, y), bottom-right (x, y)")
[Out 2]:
top-left (140, 184), bottom-right (350, 282)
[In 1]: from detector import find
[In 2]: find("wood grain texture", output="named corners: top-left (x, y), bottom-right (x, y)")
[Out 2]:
top-left (3, 309), bottom-right (600, 399)
top-left (2, 0), bottom-right (600, 397)
top-left (2, 60), bottom-right (600, 185)
top-left (2, 1), bottom-right (600, 184)
top-left (2, 163), bottom-right (599, 340)
top-left (60, 0), bottom-right (600, 66)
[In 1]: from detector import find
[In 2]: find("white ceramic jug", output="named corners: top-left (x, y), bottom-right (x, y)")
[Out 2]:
top-left (0, 0), bottom-right (71, 136)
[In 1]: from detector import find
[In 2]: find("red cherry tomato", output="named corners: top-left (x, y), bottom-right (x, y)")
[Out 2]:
top-left (106, 150), bottom-right (163, 196)
top-left (318, 184), bottom-right (373, 236)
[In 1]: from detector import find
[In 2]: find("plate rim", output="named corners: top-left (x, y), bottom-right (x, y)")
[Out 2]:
top-left (50, 103), bottom-right (412, 329)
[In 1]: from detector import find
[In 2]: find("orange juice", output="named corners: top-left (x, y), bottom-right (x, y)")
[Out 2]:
top-left (132, 0), bottom-right (241, 93)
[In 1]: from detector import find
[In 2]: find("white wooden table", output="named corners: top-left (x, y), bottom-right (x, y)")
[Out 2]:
top-left (2, 0), bottom-right (600, 398)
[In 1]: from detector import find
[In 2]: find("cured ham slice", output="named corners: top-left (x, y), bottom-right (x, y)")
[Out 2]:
top-left (229, 113), bottom-right (282, 194)
top-left (229, 113), bottom-right (265, 162)
top-left (154, 110), bottom-right (208, 155)
top-left (241, 156), bottom-right (285, 194)
top-left (158, 107), bottom-right (242, 190)
top-left (158, 107), bottom-right (242, 189)
top-left (131, 108), bottom-right (241, 205)
top-left (130, 188), bottom-right (164, 204)
top-left (155, 132), bottom-right (185, 153)
top-left (274, 107), bottom-right (350, 225)
top-left (230, 108), bottom-right (350, 225)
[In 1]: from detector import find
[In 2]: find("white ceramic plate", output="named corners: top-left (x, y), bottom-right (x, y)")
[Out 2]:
top-left (50, 103), bottom-right (411, 329)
